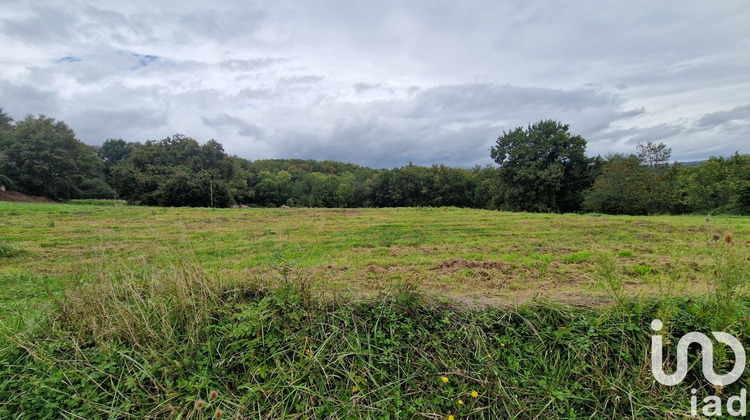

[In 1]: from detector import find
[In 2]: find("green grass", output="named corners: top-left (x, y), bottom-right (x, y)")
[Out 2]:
top-left (0, 202), bottom-right (749, 417)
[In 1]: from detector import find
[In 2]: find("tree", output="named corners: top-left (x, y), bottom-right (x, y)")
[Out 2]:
top-left (583, 154), bottom-right (649, 214)
top-left (490, 120), bottom-right (598, 213)
top-left (584, 142), bottom-right (680, 215)
top-left (110, 134), bottom-right (237, 207)
top-left (636, 141), bottom-right (679, 213)
top-left (0, 108), bottom-right (13, 133)
top-left (0, 114), bottom-right (103, 200)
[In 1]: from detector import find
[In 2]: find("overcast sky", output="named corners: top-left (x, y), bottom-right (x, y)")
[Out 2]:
top-left (1, 1), bottom-right (748, 168)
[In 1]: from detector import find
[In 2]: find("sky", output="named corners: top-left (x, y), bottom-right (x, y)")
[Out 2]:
top-left (1, 1), bottom-right (748, 168)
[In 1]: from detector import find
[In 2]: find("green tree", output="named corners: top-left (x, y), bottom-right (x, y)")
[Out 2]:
top-left (0, 114), bottom-right (103, 200)
top-left (0, 108), bottom-right (13, 133)
top-left (636, 141), bottom-right (679, 213)
top-left (677, 157), bottom-right (731, 213)
top-left (726, 152), bottom-right (750, 214)
top-left (583, 154), bottom-right (649, 214)
top-left (110, 135), bottom-right (238, 207)
top-left (490, 120), bottom-right (598, 213)
top-left (584, 142), bottom-right (680, 215)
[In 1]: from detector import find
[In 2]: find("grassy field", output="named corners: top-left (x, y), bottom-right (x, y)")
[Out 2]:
top-left (1, 202), bottom-right (749, 418)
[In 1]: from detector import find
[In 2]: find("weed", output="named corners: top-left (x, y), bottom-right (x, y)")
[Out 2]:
top-left (618, 249), bottom-right (633, 257)
top-left (596, 253), bottom-right (625, 304)
top-left (708, 242), bottom-right (750, 330)
top-left (0, 242), bottom-right (25, 259)
top-left (562, 250), bottom-right (591, 264)
top-left (631, 263), bottom-right (652, 276)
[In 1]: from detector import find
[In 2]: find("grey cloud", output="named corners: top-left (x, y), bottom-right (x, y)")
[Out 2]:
top-left (276, 75), bottom-right (324, 89)
top-left (0, 81), bottom-right (61, 117)
top-left (176, 8), bottom-right (266, 44)
top-left (406, 84), bottom-right (621, 121)
top-left (66, 107), bottom-right (169, 144)
top-left (261, 83), bottom-right (633, 168)
top-left (698, 104), bottom-right (750, 128)
top-left (0, 4), bottom-right (76, 44)
top-left (23, 49), bottom-right (167, 85)
top-left (353, 83), bottom-right (382, 94)
top-left (220, 57), bottom-right (287, 72)
top-left (202, 114), bottom-right (264, 138)
top-left (2, 1), bottom-right (748, 167)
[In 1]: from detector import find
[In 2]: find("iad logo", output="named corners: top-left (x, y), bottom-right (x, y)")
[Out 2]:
top-left (651, 319), bottom-right (748, 417)
top-left (650, 319), bottom-right (746, 386)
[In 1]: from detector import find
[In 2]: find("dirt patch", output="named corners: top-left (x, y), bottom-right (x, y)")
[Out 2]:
top-left (434, 291), bottom-right (614, 309)
top-left (435, 259), bottom-right (509, 271)
top-left (0, 190), bottom-right (57, 203)
top-left (365, 264), bottom-right (388, 274)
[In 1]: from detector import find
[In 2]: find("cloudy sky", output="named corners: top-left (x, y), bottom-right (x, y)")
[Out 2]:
top-left (1, 1), bottom-right (748, 168)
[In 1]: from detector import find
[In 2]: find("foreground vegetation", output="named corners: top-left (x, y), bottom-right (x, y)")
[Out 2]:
top-left (1, 202), bottom-right (749, 417)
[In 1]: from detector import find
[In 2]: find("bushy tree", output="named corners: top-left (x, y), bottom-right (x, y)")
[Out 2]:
top-left (490, 120), bottom-right (598, 213)
top-left (584, 142), bottom-right (680, 215)
top-left (583, 154), bottom-right (649, 214)
top-left (0, 114), bottom-right (103, 200)
top-left (111, 135), bottom-right (238, 207)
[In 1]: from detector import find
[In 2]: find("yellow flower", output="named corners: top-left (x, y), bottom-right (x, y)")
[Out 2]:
top-left (458, 399), bottom-right (464, 405)
top-left (352, 386), bottom-right (359, 393)
top-left (500, 343), bottom-right (505, 347)
top-left (448, 416), bottom-right (455, 420)
top-left (487, 353), bottom-right (492, 358)
top-left (471, 390), bottom-right (479, 398)
top-left (441, 376), bottom-right (449, 384)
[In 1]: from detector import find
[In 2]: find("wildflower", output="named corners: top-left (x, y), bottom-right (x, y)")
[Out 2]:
top-left (209, 390), bottom-right (219, 401)
top-left (487, 353), bottom-right (492, 358)
top-left (352, 386), bottom-right (359, 393)
top-left (195, 399), bottom-right (206, 410)
top-left (458, 399), bottom-right (464, 405)
top-left (500, 343), bottom-right (505, 347)
top-left (448, 416), bottom-right (455, 420)
top-left (441, 376), bottom-right (449, 384)
top-left (471, 390), bottom-right (479, 398)
top-left (214, 407), bottom-right (223, 417)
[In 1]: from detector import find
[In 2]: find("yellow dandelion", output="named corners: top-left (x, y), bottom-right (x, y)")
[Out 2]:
top-left (500, 343), bottom-right (505, 347)
top-left (487, 353), bottom-right (492, 358)
top-left (471, 390), bottom-right (479, 398)
top-left (448, 416), bottom-right (455, 420)
top-left (458, 399), bottom-right (464, 405)
top-left (441, 376), bottom-right (449, 384)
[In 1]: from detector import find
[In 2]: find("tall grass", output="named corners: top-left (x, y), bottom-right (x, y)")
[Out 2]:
top-left (3, 249), bottom-right (748, 418)
top-left (58, 254), bottom-right (257, 348)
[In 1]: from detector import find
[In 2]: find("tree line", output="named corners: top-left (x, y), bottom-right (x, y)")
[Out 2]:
top-left (1, 108), bottom-right (748, 214)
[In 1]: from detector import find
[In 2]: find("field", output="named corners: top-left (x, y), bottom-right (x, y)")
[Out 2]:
top-left (1, 202), bottom-right (749, 418)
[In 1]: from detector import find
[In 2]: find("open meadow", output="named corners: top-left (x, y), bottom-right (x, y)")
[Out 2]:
top-left (1, 201), bottom-right (749, 418)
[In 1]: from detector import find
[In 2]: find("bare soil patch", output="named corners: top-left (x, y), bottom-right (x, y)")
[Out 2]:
top-left (0, 190), bottom-right (57, 203)
top-left (435, 258), bottom-right (509, 271)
